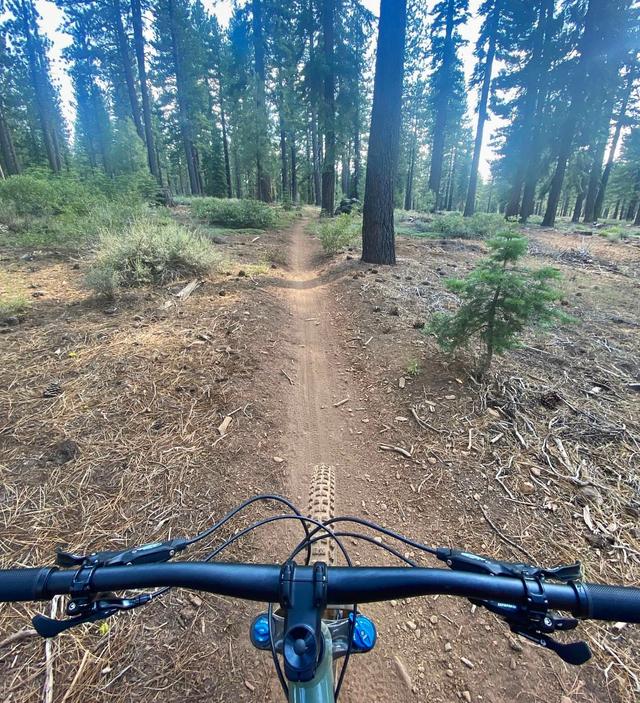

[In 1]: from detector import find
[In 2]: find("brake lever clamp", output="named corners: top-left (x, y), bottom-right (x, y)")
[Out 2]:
top-left (437, 548), bottom-right (591, 666)
top-left (32, 538), bottom-right (187, 639)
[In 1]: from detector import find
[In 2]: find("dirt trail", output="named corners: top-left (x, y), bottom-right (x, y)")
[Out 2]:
top-left (273, 219), bottom-right (414, 702)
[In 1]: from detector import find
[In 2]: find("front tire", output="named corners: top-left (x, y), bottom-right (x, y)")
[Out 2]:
top-left (308, 464), bottom-right (336, 566)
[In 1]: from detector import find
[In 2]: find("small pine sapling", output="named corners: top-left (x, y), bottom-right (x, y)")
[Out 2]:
top-left (429, 230), bottom-right (565, 375)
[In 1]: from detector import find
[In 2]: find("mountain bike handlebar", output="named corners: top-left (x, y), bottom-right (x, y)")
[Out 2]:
top-left (2, 562), bottom-right (640, 624)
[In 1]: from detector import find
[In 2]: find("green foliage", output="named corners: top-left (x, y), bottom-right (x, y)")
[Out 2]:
top-left (0, 172), bottom-right (155, 248)
top-left (429, 231), bottom-right (564, 374)
top-left (316, 213), bottom-right (361, 254)
top-left (430, 212), bottom-right (508, 239)
top-left (191, 198), bottom-right (277, 229)
top-left (0, 272), bottom-right (30, 318)
top-left (86, 219), bottom-right (219, 297)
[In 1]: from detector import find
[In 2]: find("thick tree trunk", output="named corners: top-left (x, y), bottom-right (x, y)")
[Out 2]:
top-left (0, 103), bottom-right (20, 175)
top-left (594, 62), bottom-right (638, 220)
top-left (321, 0), bottom-right (336, 215)
top-left (635, 203), bottom-right (640, 226)
top-left (571, 193), bottom-right (584, 223)
top-left (361, 0), bottom-right (407, 265)
top-left (112, 0), bottom-right (144, 141)
top-left (428, 0), bottom-right (455, 210)
top-left (465, 0), bottom-right (500, 217)
top-left (278, 96), bottom-right (288, 201)
top-left (612, 199), bottom-right (620, 219)
top-left (131, 0), bottom-right (160, 181)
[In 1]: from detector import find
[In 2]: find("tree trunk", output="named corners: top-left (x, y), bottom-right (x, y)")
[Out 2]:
top-left (612, 199), bottom-right (620, 219)
top-left (321, 0), bottom-right (336, 215)
top-left (445, 147), bottom-right (456, 211)
top-left (311, 113), bottom-right (322, 206)
top-left (428, 0), bottom-right (455, 210)
top-left (543, 0), bottom-right (606, 227)
top-left (361, 0), bottom-right (407, 265)
top-left (561, 193), bottom-right (569, 217)
top-left (594, 61), bottom-right (638, 220)
top-left (252, 0), bottom-right (272, 201)
top-left (404, 130), bottom-right (416, 211)
top-left (20, 0), bottom-right (61, 173)
top-left (519, 0), bottom-right (554, 222)
top-left (112, 0), bottom-right (144, 141)
top-left (571, 193), bottom-right (584, 223)
top-left (351, 99), bottom-right (361, 199)
top-left (582, 92), bottom-right (616, 223)
top-left (290, 134), bottom-right (298, 203)
top-left (0, 102), bottom-right (20, 175)
top-left (464, 0), bottom-right (500, 217)
top-left (635, 202), bottom-right (640, 226)
top-left (278, 91), bottom-right (288, 201)
top-left (131, 0), bottom-right (160, 181)
top-left (168, 0), bottom-right (200, 194)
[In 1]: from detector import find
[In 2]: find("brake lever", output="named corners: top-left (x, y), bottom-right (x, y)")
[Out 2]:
top-left (33, 594), bottom-right (151, 638)
top-left (56, 537), bottom-right (188, 568)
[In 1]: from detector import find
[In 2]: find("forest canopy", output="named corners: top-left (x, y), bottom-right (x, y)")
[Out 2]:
top-left (0, 0), bottom-right (639, 227)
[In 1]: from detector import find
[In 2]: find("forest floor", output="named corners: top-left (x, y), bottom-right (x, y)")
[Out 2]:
top-left (1, 212), bottom-right (639, 703)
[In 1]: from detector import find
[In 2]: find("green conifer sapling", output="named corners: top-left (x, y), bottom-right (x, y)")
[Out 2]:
top-left (429, 230), bottom-right (564, 375)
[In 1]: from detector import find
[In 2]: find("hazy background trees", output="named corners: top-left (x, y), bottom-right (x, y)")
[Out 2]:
top-left (0, 0), bottom-right (639, 226)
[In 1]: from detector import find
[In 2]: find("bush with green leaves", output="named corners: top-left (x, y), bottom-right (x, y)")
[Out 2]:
top-left (86, 219), bottom-right (219, 297)
top-left (430, 212), bottom-right (508, 239)
top-left (429, 231), bottom-right (564, 375)
top-left (191, 197), bottom-right (277, 229)
top-left (316, 213), bottom-right (361, 254)
top-left (0, 171), bottom-right (155, 248)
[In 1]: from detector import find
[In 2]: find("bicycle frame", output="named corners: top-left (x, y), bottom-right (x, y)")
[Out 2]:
top-left (288, 624), bottom-right (335, 703)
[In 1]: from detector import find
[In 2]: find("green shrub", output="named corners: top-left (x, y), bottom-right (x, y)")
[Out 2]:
top-left (0, 172), bottom-right (155, 248)
top-left (429, 230), bottom-right (565, 375)
top-left (316, 213), bottom-right (361, 254)
top-left (191, 198), bottom-right (277, 229)
top-left (430, 212), bottom-right (509, 239)
top-left (86, 219), bottom-right (219, 297)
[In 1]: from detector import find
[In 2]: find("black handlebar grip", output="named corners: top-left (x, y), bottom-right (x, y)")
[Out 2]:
top-left (0, 568), bottom-right (54, 602)
top-left (585, 583), bottom-right (640, 624)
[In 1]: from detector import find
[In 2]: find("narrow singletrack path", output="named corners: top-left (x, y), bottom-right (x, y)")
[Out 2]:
top-left (272, 219), bottom-right (414, 702)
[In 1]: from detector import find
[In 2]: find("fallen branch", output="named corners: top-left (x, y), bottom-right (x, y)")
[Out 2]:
top-left (0, 628), bottom-right (37, 649)
top-left (410, 406), bottom-right (444, 434)
top-left (175, 278), bottom-right (201, 301)
top-left (379, 444), bottom-right (412, 459)
top-left (475, 498), bottom-right (536, 562)
top-left (281, 369), bottom-right (295, 386)
top-left (42, 596), bottom-right (61, 703)
top-left (333, 397), bottom-right (349, 407)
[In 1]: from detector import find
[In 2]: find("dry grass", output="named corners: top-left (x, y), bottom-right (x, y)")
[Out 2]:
top-left (0, 259), bottom-right (288, 701)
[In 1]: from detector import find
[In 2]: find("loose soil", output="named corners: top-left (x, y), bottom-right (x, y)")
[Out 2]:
top-left (1, 216), bottom-right (638, 703)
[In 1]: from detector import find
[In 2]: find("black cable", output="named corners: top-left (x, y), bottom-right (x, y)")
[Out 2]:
top-left (289, 531), bottom-right (418, 567)
top-left (268, 602), bottom-right (288, 698)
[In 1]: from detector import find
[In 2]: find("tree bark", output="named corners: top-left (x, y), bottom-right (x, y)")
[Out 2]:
top-left (571, 193), bottom-right (584, 223)
top-left (594, 60), bottom-right (638, 220)
top-left (543, 0), bottom-right (606, 227)
top-left (0, 102), bottom-right (20, 175)
top-left (252, 0), bottom-right (271, 202)
top-left (19, 0), bottom-right (61, 173)
top-left (311, 113), bottom-right (322, 206)
top-left (464, 0), bottom-right (500, 217)
top-left (518, 0), bottom-right (554, 222)
top-left (428, 0), bottom-right (455, 210)
top-left (321, 0), bottom-right (336, 215)
top-left (351, 98), bottom-right (361, 199)
top-left (112, 0), bottom-right (144, 141)
top-left (131, 0), bottom-right (160, 181)
top-left (167, 0), bottom-right (200, 194)
top-left (361, 0), bottom-right (407, 265)
top-left (290, 134), bottom-right (298, 203)
top-left (404, 130), bottom-right (416, 211)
